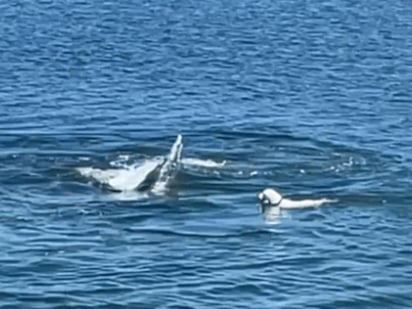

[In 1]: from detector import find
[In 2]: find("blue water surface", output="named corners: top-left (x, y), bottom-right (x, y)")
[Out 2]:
top-left (1, 0), bottom-right (412, 308)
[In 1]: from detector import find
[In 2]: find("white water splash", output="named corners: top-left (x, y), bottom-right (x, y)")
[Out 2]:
top-left (329, 155), bottom-right (366, 173)
top-left (110, 190), bottom-right (148, 201)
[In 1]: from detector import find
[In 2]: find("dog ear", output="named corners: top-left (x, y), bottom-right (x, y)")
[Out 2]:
top-left (264, 188), bottom-right (282, 205)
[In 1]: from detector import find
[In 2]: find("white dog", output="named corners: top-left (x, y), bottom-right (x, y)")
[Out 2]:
top-left (258, 188), bottom-right (337, 209)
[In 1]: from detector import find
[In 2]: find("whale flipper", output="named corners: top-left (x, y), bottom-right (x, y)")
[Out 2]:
top-left (134, 134), bottom-right (183, 193)
top-left (151, 135), bottom-right (183, 193)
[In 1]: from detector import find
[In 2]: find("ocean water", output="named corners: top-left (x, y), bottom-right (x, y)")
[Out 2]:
top-left (1, 0), bottom-right (412, 308)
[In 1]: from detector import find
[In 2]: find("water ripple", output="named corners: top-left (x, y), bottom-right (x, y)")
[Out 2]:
top-left (1, 0), bottom-right (412, 308)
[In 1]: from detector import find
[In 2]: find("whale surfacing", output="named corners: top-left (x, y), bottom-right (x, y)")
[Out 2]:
top-left (77, 134), bottom-right (184, 194)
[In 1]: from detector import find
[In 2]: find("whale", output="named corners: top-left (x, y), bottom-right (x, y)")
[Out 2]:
top-left (77, 134), bottom-right (183, 194)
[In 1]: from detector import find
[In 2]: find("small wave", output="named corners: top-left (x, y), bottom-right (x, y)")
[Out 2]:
top-left (182, 158), bottom-right (226, 168)
top-left (328, 155), bottom-right (367, 173)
